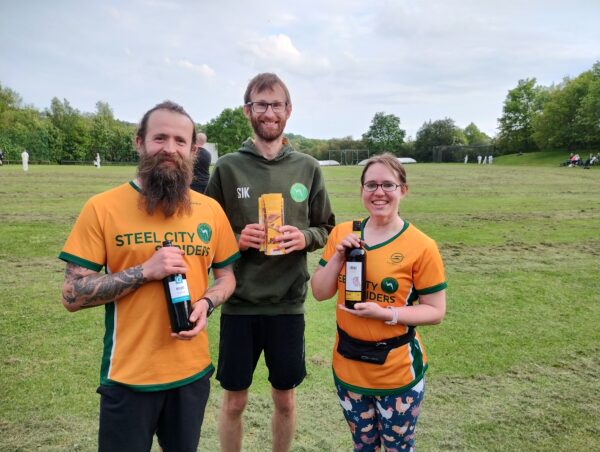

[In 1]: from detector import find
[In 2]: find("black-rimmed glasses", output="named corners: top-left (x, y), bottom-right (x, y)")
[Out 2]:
top-left (246, 101), bottom-right (288, 113)
top-left (362, 182), bottom-right (402, 192)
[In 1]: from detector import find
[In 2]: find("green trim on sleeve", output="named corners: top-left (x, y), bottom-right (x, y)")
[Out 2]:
top-left (58, 251), bottom-right (104, 272)
top-left (417, 281), bottom-right (448, 295)
top-left (212, 251), bottom-right (241, 269)
top-left (100, 302), bottom-right (115, 385)
top-left (318, 258), bottom-right (328, 267)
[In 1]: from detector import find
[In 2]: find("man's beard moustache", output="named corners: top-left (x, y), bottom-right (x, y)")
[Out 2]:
top-left (251, 116), bottom-right (285, 142)
top-left (137, 150), bottom-right (194, 218)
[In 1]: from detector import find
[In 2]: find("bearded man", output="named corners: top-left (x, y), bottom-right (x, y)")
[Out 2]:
top-left (205, 73), bottom-right (335, 452)
top-left (59, 101), bottom-right (240, 452)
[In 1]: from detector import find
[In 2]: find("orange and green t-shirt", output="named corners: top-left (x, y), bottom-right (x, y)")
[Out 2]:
top-left (319, 218), bottom-right (447, 395)
top-left (59, 181), bottom-right (240, 391)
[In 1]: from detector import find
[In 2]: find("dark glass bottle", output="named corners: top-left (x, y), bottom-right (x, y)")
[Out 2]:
top-left (345, 220), bottom-right (366, 309)
top-left (162, 240), bottom-right (193, 332)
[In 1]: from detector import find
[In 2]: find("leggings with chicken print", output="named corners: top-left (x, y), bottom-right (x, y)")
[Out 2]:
top-left (336, 377), bottom-right (424, 452)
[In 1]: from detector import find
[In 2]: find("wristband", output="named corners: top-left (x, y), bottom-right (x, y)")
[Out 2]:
top-left (384, 306), bottom-right (398, 325)
top-left (202, 297), bottom-right (215, 317)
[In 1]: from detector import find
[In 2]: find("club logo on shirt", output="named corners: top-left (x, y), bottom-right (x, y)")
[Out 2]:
top-left (197, 223), bottom-right (212, 243)
top-left (381, 277), bottom-right (398, 294)
top-left (389, 252), bottom-right (404, 264)
top-left (290, 183), bottom-right (308, 202)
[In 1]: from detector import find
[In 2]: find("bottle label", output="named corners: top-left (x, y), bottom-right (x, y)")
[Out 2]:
top-left (345, 262), bottom-right (363, 297)
top-left (168, 275), bottom-right (191, 304)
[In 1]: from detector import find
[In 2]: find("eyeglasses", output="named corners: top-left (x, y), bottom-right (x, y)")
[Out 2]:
top-left (362, 182), bottom-right (402, 192)
top-left (246, 101), bottom-right (288, 113)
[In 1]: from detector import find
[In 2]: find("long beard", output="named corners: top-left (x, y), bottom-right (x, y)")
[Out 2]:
top-left (137, 149), bottom-right (194, 218)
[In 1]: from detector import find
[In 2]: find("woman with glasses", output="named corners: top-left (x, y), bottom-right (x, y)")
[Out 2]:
top-left (311, 153), bottom-right (447, 451)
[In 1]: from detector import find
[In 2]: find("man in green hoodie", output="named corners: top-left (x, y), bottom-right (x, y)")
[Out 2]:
top-left (205, 73), bottom-right (335, 452)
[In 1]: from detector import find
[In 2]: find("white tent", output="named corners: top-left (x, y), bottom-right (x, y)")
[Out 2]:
top-left (318, 160), bottom-right (341, 166)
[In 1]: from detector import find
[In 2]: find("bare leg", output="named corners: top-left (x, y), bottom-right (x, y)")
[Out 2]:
top-left (271, 388), bottom-right (296, 452)
top-left (219, 389), bottom-right (248, 452)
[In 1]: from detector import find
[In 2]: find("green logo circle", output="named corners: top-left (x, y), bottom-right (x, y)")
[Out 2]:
top-left (290, 183), bottom-right (309, 202)
top-left (197, 223), bottom-right (212, 244)
top-left (381, 277), bottom-right (398, 294)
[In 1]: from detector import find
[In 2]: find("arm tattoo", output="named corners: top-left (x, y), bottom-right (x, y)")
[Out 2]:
top-left (63, 263), bottom-right (146, 308)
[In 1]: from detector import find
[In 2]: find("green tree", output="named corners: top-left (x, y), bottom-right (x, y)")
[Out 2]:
top-left (415, 118), bottom-right (465, 161)
top-left (576, 62), bottom-right (600, 148)
top-left (463, 122), bottom-right (491, 145)
top-left (90, 101), bottom-right (115, 160)
top-left (109, 121), bottom-right (136, 162)
top-left (532, 73), bottom-right (594, 150)
top-left (204, 107), bottom-right (252, 155)
top-left (46, 98), bottom-right (91, 161)
top-left (0, 82), bottom-right (23, 114)
top-left (0, 106), bottom-right (50, 161)
top-left (362, 112), bottom-right (406, 155)
top-left (497, 78), bottom-right (548, 154)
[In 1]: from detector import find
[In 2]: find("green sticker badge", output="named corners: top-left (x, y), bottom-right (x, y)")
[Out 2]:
top-left (381, 277), bottom-right (399, 294)
top-left (197, 223), bottom-right (212, 244)
top-left (290, 183), bottom-right (308, 202)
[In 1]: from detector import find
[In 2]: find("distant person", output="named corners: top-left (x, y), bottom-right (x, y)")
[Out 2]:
top-left (191, 132), bottom-right (211, 193)
top-left (58, 101), bottom-right (240, 451)
top-left (569, 153), bottom-right (581, 167)
top-left (477, 154), bottom-right (482, 164)
top-left (482, 155), bottom-right (488, 164)
top-left (311, 153), bottom-right (447, 450)
top-left (94, 153), bottom-right (101, 168)
top-left (583, 153), bottom-right (594, 168)
top-left (21, 149), bottom-right (29, 171)
top-left (488, 154), bottom-right (493, 165)
top-left (0, 148), bottom-right (4, 166)
top-left (464, 154), bottom-right (468, 164)
top-left (205, 72), bottom-right (335, 452)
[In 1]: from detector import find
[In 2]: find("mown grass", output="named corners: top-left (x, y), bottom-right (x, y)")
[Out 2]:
top-left (0, 159), bottom-right (599, 451)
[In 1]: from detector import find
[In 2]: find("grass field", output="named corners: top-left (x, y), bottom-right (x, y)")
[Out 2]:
top-left (1, 156), bottom-right (599, 451)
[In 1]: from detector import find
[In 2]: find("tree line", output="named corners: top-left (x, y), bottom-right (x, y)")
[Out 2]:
top-left (496, 61), bottom-right (600, 154)
top-left (1, 61), bottom-right (598, 164)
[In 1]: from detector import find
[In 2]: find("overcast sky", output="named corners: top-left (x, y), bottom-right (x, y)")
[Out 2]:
top-left (1, 0), bottom-right (599, 140)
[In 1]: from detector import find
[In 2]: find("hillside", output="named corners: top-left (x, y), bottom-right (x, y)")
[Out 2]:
top-left (494, 150), bottom-right (593, 167)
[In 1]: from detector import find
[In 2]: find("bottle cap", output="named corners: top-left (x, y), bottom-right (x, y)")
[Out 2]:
top-left (352, 220), bottom-right (361, 238)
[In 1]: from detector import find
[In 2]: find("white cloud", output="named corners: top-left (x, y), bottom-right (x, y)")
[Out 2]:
top-left (164, 58), bottom-right (216, 78)
top-left (1, 0), bottom-right (598, 139)
top-left (238, 34), bottom-right (332, 76)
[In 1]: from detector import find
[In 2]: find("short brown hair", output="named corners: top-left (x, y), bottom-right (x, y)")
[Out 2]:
top-left (360, 153), bottom-right (408, 189)
top-left (244, 73), bottom-right (291, 105)
top-left (136, 101), bottom-right (197, 147)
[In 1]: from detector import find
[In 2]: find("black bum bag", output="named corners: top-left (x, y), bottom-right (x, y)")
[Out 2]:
top-left (336, 324), bottom-right (415, 365)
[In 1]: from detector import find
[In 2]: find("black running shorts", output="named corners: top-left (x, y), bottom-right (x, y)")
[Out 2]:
top-left (216, 314), bottom-right (306, 391)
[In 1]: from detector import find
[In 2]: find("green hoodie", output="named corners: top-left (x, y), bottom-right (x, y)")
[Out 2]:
top-left (205, 138), bottom-right (335, 315)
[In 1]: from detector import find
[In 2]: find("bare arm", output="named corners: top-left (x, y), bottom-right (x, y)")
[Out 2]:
top-left (62, 246), bottom-right (187, 312)
top-left (311, 255), bottom-right (343, 301)
top-left (311, 233), bottom-right (362, 301)
top-left (339, 290), bottom-right (447, 326)
top-left (62, 263), bottom-right (145, 312)
top-left (172, 264), bottom-right (236, 340)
